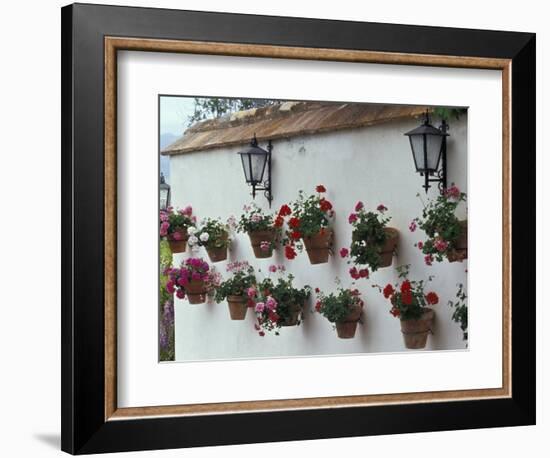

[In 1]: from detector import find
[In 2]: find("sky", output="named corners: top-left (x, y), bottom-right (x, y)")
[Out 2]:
top-left (160, 96), bottom-right (196, 137)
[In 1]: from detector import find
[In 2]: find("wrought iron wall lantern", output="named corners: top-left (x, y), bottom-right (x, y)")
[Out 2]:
top-left (159, 172), bottom-right (171, 210)
top-left (238, 134), bottom-right (273, 206)
top-left (404, 111), bottom-right (449, 194)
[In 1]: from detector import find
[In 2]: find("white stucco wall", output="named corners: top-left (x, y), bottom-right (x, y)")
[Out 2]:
top-left (168, 114), bottom-right (468, 361)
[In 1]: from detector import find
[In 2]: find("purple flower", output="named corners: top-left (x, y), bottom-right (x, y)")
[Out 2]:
top-left (176, 289), bottom-right (185, 299)
top-left (255, 302), bottom-right (265, 313)
top-left (166, 281), bottom-right (175, 294)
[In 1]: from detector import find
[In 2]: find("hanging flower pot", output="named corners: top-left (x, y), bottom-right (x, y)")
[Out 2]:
top-left (279, 302), bottom-right (304, 327)
top-left (167, 228), bottom-right (189, 253)
top-left (160, 206), bottom-right (195, 254)
top-left (335, 303), bottom-right (363, 339)
top-left (447, 220), bottom-right (468, 262)
top-left (345, 203), bottom-right (396, 275)
top-left (411, 185), bottom-right (468, 265)
top-left (248, 229), bottom-right (276, 258)
top-left (214, 261), bottom-right (257, 319)
top-left (189, 218), bottom-right (232, 263)
top-left (315, 286), bottom-right (364, 339)
top-left (377, 267), bottom-right (439, 349)
top-left (303, 228), bottom-right (333, 265)
top-left (279, 186), bottom-right (335, 263)
top-left (165, 257), bottom-right (213, 305)
top-left (226, 295), bottom-right (248, 320)
top-left (379, 227), bottom-right (399, 267)
top-left (251, 273), bottom-right (311, 335)
top-left (184, 279), bottom-right (207, 304)
top-left (400, 308), bottom-right (435, 349)
top-left (237, 203), bottom-right (281, 259)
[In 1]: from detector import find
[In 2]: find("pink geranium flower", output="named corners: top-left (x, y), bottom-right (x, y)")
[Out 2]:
top-left (348, 213), bottom-right (358, 224)
top-left (339, 247), bottom-right (349, 258)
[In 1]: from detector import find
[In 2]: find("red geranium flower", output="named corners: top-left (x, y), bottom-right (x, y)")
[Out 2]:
top-left (285, 245), bottom-right (297, 260)
top-left (359, 268), bottom-right (369, 278)
top-left (377, 204), bottom-right (388, 212)
top-left (383, 284), bottom-right (394, 299)
top-left (290, 230), bottom-right (302, 240)
top-left (278, 204), bottom-right (291, 217)
top-left (400, 280), bottom-right (412, 293)
top-left (425, 292), bottom-right (439, 305)
top-left (339, 247), bottom-right (349, 258)
top-left (289, 217), bottom-right (301, 228)
top-left (417, 241), bottom-right (424, 250)
top-left (319, 198), bottom-right (333, 212)
top-left (401, 290), bottom-right (413, 305)
top-left (314, 287), bottom-right (320, 293)
top-left (315, 301), bottom-right (322, 312)
top-left (274, 215), bottom-right (284, 227)
top-left (316, 184), bottom-right (326, 193)
top-left (349, 267), bottom-right (360, 280)
top-left (390, 308), bottom-right (401, 317)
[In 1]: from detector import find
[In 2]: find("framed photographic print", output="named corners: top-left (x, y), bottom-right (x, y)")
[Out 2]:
top-left (61, 3), bottom-right (536, 454)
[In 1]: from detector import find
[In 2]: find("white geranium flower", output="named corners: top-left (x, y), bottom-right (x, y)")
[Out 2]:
top-left (188, 235), bottom-right (199, 246)
top-left (187, 227), bottom-right (197, 235)
top-left (199, 232), bottom-right (210, 242)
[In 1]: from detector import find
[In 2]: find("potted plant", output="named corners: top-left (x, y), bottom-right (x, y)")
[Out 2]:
top-left (165, 257), bottom-right (212, 304)
top-left (343, 202), bottom-right (398, 276)
top-left (159, 205), bottom-right (196, 253)
top-left (280, 185), bottom-right (334, 264)
top-left (250, 267), bottom-right (311, 335)
top-left (189, 217), bottom-right (231, 263)
top-left (449, 283), bottom-right (468, 342)
top-left (215, 261), bottom-right (257, 320)
top-left (314, 284), bottom-right (364, 338)
top-left (238, 203), bottom-right (280, 258)
top-left (375, 265), bottom-right (439, 349)
top-left (410, 185), bottom-right (467, 264)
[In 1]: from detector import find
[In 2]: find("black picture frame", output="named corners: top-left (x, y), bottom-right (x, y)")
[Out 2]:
top-left (61, 3), bottom-right (535, 454)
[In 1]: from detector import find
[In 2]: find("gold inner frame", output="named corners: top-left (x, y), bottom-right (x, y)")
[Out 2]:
top-left (104, 37), bottom-right (512, 421)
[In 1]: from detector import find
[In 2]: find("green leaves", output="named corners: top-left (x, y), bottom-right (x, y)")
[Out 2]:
top-left (350, 209), bottom-right (391, 272)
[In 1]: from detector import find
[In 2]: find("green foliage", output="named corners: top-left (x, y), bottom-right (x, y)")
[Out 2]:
top-left (414, 186), bottom-right (467, 262)
top-left (257, 275), bottom-right (311, 324)
top-left (432, 107), bottom-right (467, 121)
top-left (159, 240), bottom-right (174, 361)
top-left (316, 287), bottom-right (363, 323)
top-left (237, 203), bottom-right (277, 233)
top-left (449, 283), bottom-right (468, 341)
top-left (289, 189), bottom-right (332, 238)
top-left (188, 98), bottom-right (277, 126)
top-left (374, 265), bottom-right (438, 321)
top-left (349, 206), bottom-right (391, 272)
top-left (194, 218), bottom-right (230, 249)
top-left (215, 263), bottom-right (257, 302)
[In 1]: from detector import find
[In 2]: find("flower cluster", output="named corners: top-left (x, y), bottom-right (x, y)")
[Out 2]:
top-left (188, 217), bottom-right (230, 250)
top-left (411, 185), bottom-right (467, 264)
top-left (375, 265), bottom-right (439, 320)
top-left (159, 206), bottom-right (196, 239)
top-left (237, 203), bottom-right (279, 233)
top-left (164, 257), bottom-right (211, 300)
top-left (342, 201), bottom-right (392, 276)
top-left (278, 185), bottom-right (334, 259)
top-left (214, 261), bottom-right (257, 303)
top-left (314, 286), bottom-right (364, 323)
top-left (249, 273), bottom-right (311, 335)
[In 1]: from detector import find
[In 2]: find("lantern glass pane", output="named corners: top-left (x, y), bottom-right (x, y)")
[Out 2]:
top-left (426, 134), bottom-right (444, 171)
top-left (240, 153), bottom-right (252, 183)
top-left (410, 134), bottom-right (425, 171)
top-left (159, 189), bottom-right (169, 210)
top-left (250, 153), bottom-right (268, 184)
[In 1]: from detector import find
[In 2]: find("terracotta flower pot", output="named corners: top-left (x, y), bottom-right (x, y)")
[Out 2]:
top-left (400, 308), bottom-right (435, 349)
top-left (447, 220), bottom-right (468, 262)
top-left (279, 302), bottom-right (304, 327)
top-left (167, 227), bottom-right (189, 253)
top-left (184, 279), bottom-right (207, 304)
top-left (378, 227), bottom-right (399, 268)
top-left (205, 232), bottom-right (229, 263)
top-left (248, 230), bottom-right (276, 258)
top-left (303, 229), bottom-right (333, 264)
top-left (226, 295), bottom-right (248, 320)
top-left (335, 304), bottom-right (363, 339)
